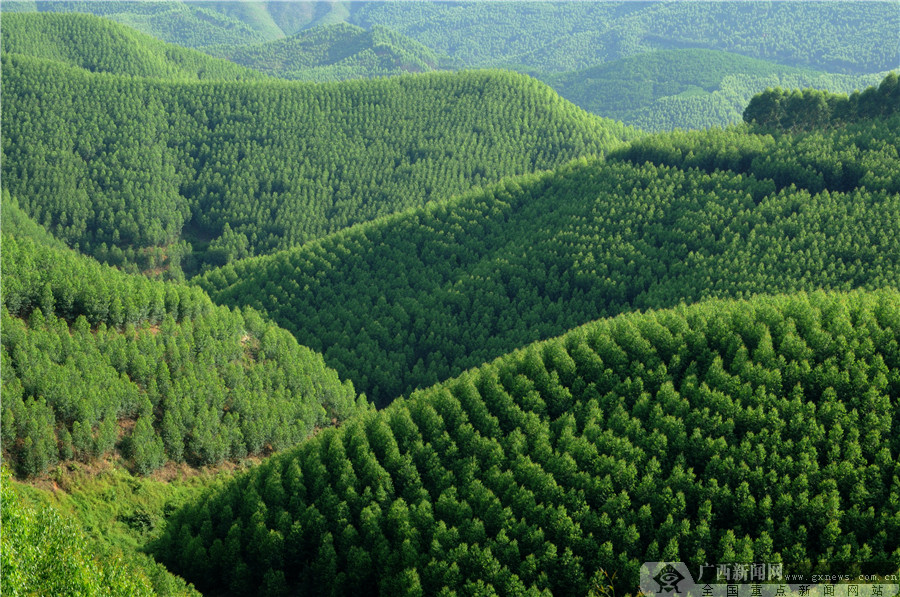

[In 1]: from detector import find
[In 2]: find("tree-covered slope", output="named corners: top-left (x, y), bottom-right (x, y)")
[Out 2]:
top-left (0, 12), bottom-right (264, 80)
top-left (0, 207), bottom-right (366, 478)
top-left (155, 289), bottom-right (900, 596)
top-left (205, 23), bottom-right (455, 82)
top-left (742, 71), bottom-right (900, 132)
top-left (196, 94), bottom-right (900, 406)
top-left (1, 191), bottom-right (69, 251)
top-left (9, 3), bottom-right (893, 132)
top-left (538, 49), bottom-right (887, 131)
top-left (2, 0), bottom-right (351, 45)
top-left (611, 73), bottom-right (900, 195)
top-left (1, 52), bottom-right (635, 273)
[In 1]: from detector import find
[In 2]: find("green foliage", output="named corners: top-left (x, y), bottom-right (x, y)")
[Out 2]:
top-left (2, 229), bottom-right (210, 327)
top-left (538, 49), bottom-right (887, 131)
top-left (7, 2), bottom-right (895, 133)
top-left (1, 50), bottom-right (634, 273)
top-left (1, 231), bottom-right (365, 476)
top-left (613, 77), bottom-right (900, 197)
top-left (198, 98), bottom-right (900, 405)
top-left (1, 12), bottom-right (265, 80)
top-left (20, 461), bottom-right (241, 596)
top-left (1, 191), bottom-right (69, 250)
top-left (1, 466), bottom-right (158, 596)
top-left (744, 71), bottom-right (900, 131)
top-left (155, 289), bottom-right (900, 596)
top-left (205, 23), bottom-right (456, 82)
top-left (129, 417), bottom-right (167, 476)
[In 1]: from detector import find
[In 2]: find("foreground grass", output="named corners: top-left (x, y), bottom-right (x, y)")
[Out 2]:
top-left (10, 457), bottom-right (259, 596)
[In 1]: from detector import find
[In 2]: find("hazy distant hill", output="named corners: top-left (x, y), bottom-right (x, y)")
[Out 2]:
top-left (349, 1), bottom-right (899, 74)
top-left (7, 2), bottom-right (895, 131)
top-left (204, 23), bottom-right (455, 82)
top-left (8, 1), bottom-right (897, 74)
top-left (3, 0), bottom-right (277, 47)
top-left (538, 49), bottom-right (888, 131)
top-left (1, 12), bottom-right (264, 80)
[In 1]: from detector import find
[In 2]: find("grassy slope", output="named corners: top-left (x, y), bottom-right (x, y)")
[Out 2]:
top-left (1, 466), bottom-right (165, 596)
top-left (5, 461), bottom-right (250, 596)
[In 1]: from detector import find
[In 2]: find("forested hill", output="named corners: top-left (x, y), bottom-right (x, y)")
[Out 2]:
top-left (1, 51), bottom-right (636, 274)
top-left (204, 23), bottom-right (455, 82)
top-left (538, 49), bottom-right (888, 131)
top-left (156, 288), bottom-right (900, 596)
top-left (1, 200), bottom-right (368, 479)
top-left (611, 72), bottom-right (900, 194)
top-left (197, 83), bottom-right (900, 406)
top-left (0, 12), bottom-right (264, 80)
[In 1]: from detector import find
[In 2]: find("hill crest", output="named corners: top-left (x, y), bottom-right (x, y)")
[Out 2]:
top-left (204, 22), bottom-right (454, 81)
top-left (0, 11), bottom-right (264, 80)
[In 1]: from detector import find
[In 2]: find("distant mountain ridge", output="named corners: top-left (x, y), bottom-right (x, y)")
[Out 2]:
top-left (5, 2), bottom-right (896, 132)
top-left (2, 0), bottom-right (278, 48)
top-left (7, 1), bottom-right (896, 74)
top-left (204, 23), bottom-right (456, 81)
